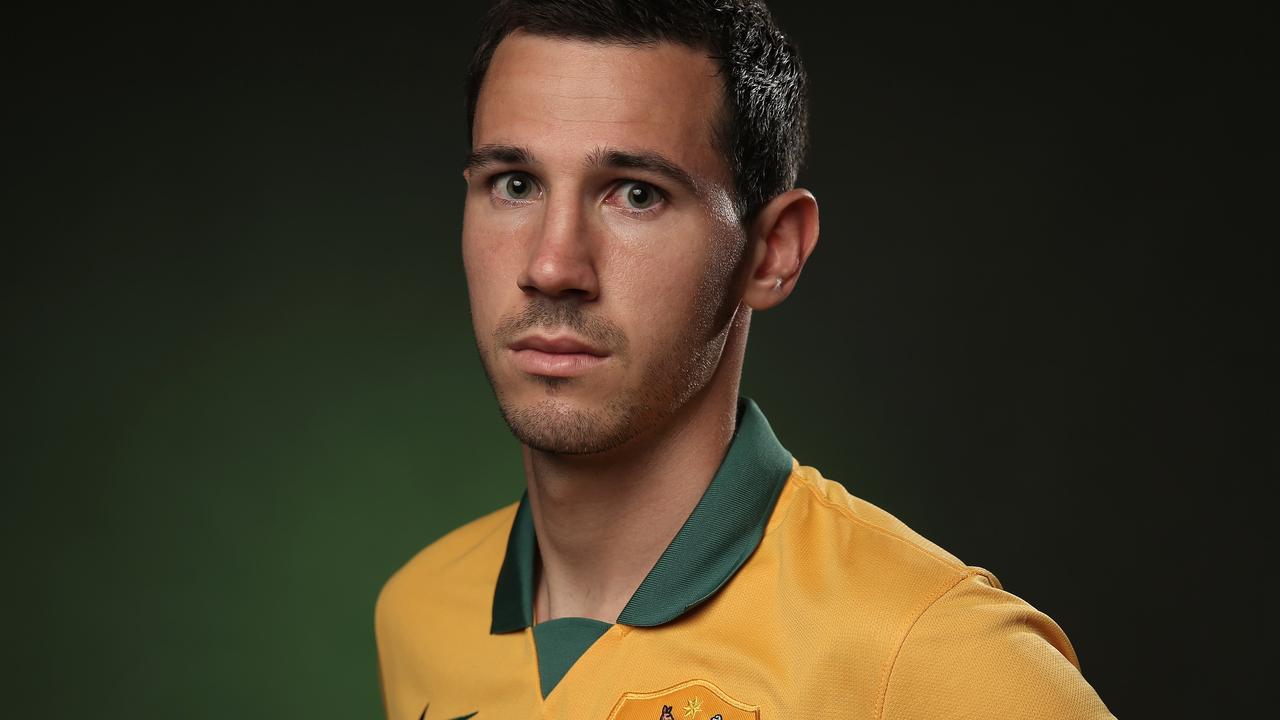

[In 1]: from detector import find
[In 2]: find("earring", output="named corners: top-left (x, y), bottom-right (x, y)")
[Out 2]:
top-left (773, 277), bottom-right (783, 290)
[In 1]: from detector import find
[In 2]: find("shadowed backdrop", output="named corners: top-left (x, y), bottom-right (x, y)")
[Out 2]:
top-left (4, 3), bottom-right (1269, 718)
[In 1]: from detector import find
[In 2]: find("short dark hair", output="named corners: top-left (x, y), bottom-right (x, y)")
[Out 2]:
top-left (465, 0), bottom-right (810, 222)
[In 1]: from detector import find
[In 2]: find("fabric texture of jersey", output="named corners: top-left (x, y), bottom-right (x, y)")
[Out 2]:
top-left (375, 397), bottom-right (1116, 719)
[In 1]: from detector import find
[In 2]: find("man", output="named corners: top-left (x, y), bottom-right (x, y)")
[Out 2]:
top-left (376, 1), bottom-right (1115, 718)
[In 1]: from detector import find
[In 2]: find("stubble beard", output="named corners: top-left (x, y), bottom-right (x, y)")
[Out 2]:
top-left (475, 250), bottom-right (743, 456)
top-left (477, 317), bottom-right (727, 455)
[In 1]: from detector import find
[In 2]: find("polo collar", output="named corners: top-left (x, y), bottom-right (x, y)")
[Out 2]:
top-left (491, 395), bottom-right (794, 633)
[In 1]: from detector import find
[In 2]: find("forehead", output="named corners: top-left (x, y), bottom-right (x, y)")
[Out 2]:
top-left (473, 31), bottom-right (729, 182)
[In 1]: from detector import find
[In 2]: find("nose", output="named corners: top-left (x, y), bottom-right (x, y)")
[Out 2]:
top-left (516, 193), bottom-right (600, 301)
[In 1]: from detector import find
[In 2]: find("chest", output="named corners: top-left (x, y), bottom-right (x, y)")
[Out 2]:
top-left (406, 615), bottom-right (891, 720)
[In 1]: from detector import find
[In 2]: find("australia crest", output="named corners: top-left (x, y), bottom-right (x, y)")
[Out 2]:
top-left (606, 679), bottom-right (759, 720)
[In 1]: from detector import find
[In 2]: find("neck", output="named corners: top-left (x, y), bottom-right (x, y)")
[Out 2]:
top-left (524, 306), bottom-right (750, 624)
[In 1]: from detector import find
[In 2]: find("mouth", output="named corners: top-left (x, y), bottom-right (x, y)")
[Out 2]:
top-left (507, 333), bottom-right (610, 378)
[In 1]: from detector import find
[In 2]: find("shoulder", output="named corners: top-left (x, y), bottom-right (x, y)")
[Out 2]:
top-left (786, 463), bottom-right (978, 568)
top-left (775, 464), bottom-right (1113, 718)
top-left (880, 570), bottom-right (1115, 718)
top-left (375, 502), bottom-right (518, 635)
top-left (773, 463), bottom-right (999, 597)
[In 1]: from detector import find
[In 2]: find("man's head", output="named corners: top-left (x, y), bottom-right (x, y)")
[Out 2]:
top-left (461, 0), bottom-right (819, 455)
top-left (466, 0), bottom-right (810, 222)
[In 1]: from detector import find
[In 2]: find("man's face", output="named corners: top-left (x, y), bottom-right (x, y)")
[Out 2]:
top-left (463, 31), bottom-right (746, 455)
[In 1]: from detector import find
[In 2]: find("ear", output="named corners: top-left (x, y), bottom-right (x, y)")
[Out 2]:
top-left (741, 188), bottom-right (820, 311)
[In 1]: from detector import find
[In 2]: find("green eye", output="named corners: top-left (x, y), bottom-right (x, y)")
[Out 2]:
top-left (496, 172), bottom-right (537, 200)
top-left (621, 182), bottom-right (659, 210)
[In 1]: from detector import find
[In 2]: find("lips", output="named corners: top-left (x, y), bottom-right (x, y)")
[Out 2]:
top-left (508, 333), bottom-right (608, 357)
top-left (507, 332), bottom-right (610, 377)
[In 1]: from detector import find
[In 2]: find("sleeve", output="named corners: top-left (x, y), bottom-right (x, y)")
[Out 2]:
top-left (880, 571), bottom-right (1117, 720)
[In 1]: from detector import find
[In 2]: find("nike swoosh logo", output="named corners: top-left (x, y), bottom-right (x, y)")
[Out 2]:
top-left (419, 702), bottom-right (477, 720)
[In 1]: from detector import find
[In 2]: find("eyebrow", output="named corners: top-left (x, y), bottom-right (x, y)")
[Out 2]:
top-left (586, 147), bottom-right (705, 198)
top-left (465, 144), bottom-right (536, 173)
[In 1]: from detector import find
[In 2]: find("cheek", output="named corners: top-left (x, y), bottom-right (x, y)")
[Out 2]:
top-left (603, 211), bottom-right (720, 294)
top-left (462, 203), bottom-right (532, 319)
top-left (606, 242), bottom-right (728, 356)
top-left (462, 225), bottom-right (510, 347)
top-left (606, 247), bottom-right (698, 329)
top-left (462, 200), bottom-right (506, 275)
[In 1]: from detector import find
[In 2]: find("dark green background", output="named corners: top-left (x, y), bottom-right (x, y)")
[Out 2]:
top-left (5, 4), bottom-right (1269, 718)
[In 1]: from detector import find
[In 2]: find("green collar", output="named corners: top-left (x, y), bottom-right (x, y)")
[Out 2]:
top-left (491, 395), bottom-right (793, 633)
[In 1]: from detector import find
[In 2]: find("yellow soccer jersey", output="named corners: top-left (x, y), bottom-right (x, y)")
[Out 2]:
top-left (376, 397), bottom-right (1116, 719)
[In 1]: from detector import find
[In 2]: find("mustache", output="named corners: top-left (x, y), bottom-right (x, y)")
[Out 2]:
top-left (494, 298), bottom-right (629, 356)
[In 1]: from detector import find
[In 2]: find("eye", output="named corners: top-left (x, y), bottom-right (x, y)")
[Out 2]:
top-left (615, 181), bottom-right (663, 211)
top-left (492, 172), bottom-right (540, 202)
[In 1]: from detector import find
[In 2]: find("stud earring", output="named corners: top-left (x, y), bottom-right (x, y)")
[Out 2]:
top-left (773, 277), bottom-right (783, 290)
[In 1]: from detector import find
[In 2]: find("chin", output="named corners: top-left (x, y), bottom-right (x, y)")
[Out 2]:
top-left (496, 386), bottom-right (646, 455)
